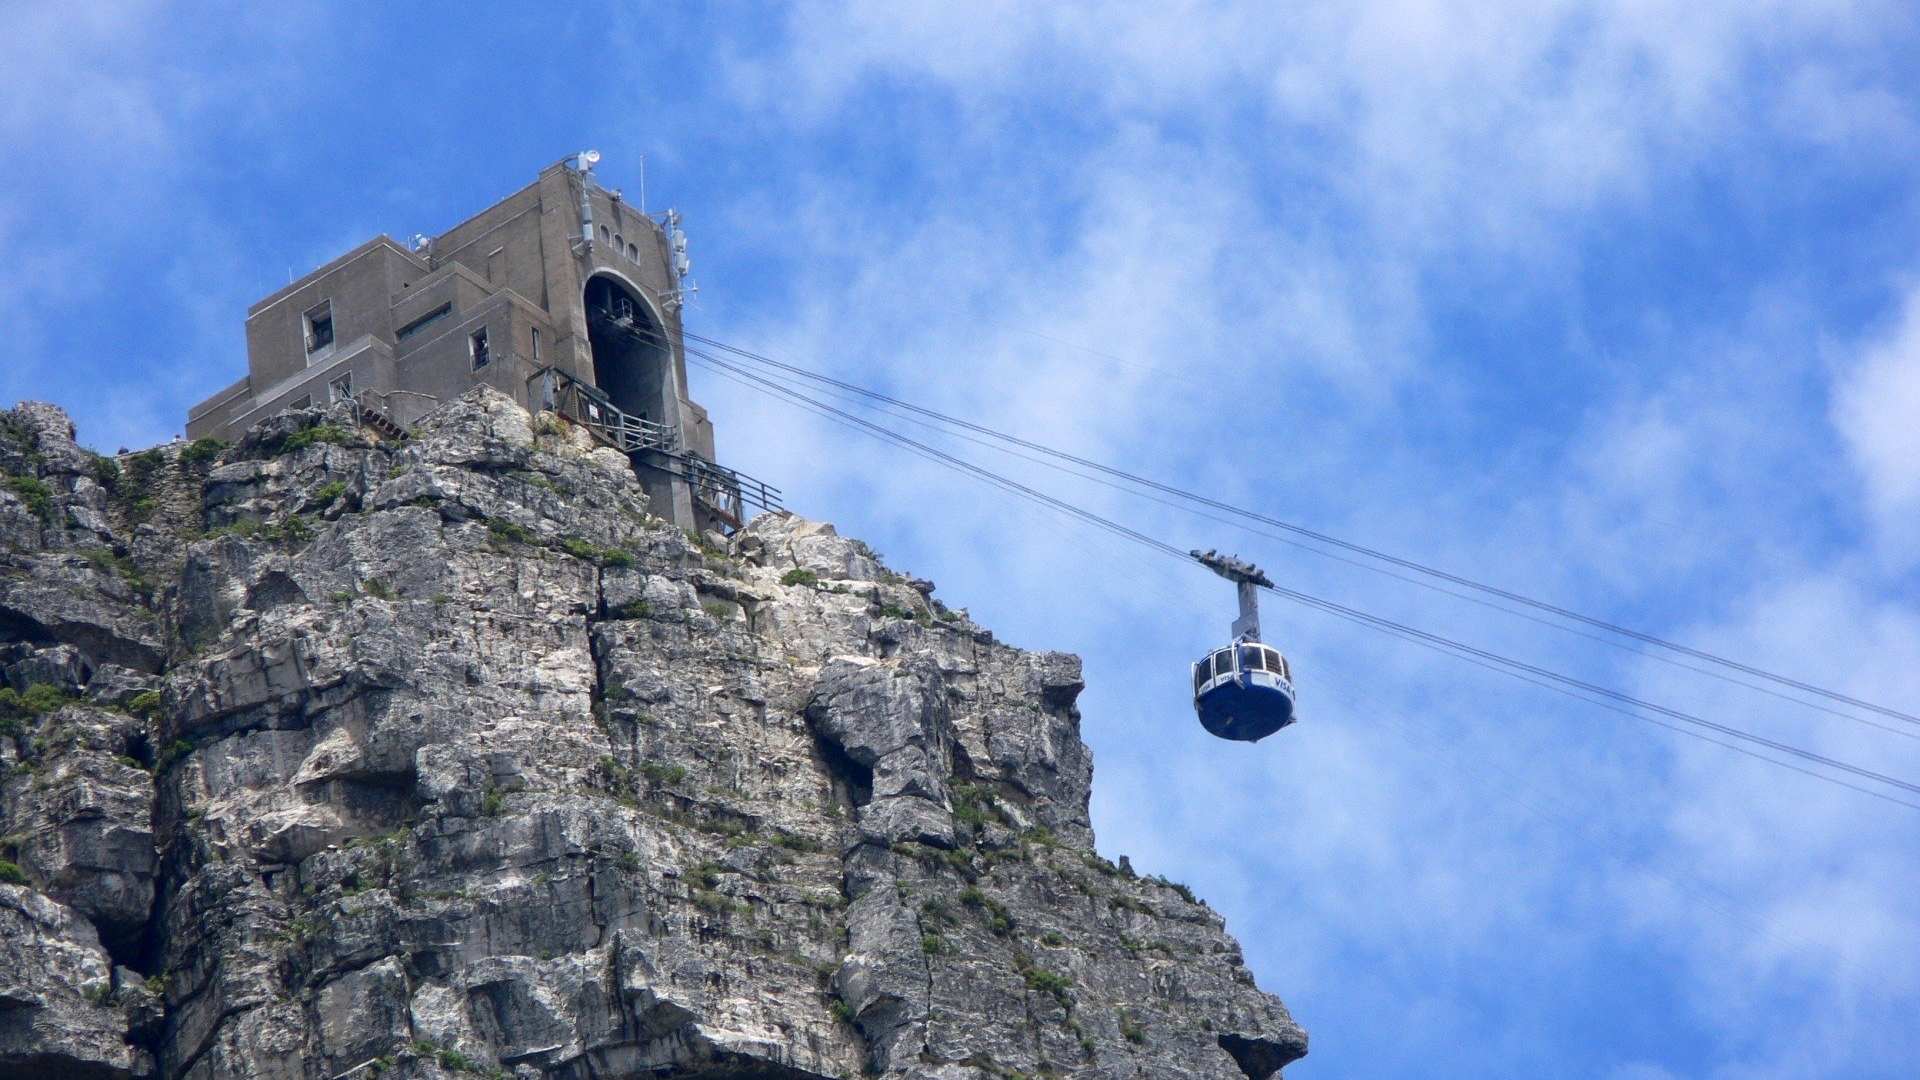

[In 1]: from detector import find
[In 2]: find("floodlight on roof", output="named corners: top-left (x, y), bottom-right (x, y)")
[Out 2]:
top-left (576, 149), bottom-right (602, 170)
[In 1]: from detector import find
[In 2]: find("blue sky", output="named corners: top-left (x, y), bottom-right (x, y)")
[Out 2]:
top-left (5, 3), bottom-right (1920, 1076)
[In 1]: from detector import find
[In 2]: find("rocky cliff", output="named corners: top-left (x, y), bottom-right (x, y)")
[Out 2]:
top-left (0, 389), bottom-right (1306, 1080)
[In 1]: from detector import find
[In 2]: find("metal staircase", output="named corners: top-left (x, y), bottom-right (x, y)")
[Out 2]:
top-left (350, 393), bottom-right (411, 442)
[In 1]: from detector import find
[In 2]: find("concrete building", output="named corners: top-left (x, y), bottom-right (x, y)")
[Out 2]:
top-left (185, 153), bottom-right (772, 533)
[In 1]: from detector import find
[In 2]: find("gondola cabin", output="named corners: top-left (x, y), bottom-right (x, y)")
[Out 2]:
top-left (1193, 642), bottom-right (1296, 742)
top-left (1190, 548), bottom-right (1298, 743)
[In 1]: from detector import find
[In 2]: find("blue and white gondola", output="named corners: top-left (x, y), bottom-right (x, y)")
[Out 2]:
top-left (1190, 549), bottom-right (1297, 743)
top-left (1192, 641), bottom-right (1296, 742)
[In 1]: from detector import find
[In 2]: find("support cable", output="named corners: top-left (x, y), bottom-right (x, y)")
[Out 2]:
top-left (685, 349), bottom-right (1920, 811)
top-left (1261, 584), bottom-right (1920, 805)
top-left (678, 328), bottom-right (1919, 730)
top-left (684, 342), bottom-right (1919, 744)
top-left (1112, 541), bottom-right (1913, 966)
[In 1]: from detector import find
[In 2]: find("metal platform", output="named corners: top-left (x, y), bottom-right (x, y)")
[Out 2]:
top-left (528, 364), bottom-right (782, 528)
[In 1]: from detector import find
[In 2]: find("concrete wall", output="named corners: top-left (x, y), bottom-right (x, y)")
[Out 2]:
top-left (374, 289), bottom-right (558, 426)
top-left (431, 180), bottom-right (553, 315)
top-left (243, 239), bottom-right (427, 392)
top-left (194, 336), bottom-right (399, 439)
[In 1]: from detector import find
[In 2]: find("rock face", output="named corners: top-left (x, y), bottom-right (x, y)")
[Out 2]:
top-left (0, 390), bottom-right (1307, 1079)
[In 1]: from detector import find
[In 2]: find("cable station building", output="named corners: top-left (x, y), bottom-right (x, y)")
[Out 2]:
top-left (185, 152), bottom-right (775, 534)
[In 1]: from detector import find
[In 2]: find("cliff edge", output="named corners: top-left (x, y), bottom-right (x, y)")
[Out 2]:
top-left (0, 388), bottom-right (1306, 1079)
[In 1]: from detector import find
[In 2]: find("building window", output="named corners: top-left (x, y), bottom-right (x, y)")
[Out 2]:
top-left (329, 373), bottom-right (352, 403)
top-left (304, 301), bottom-right (334, 356)
top-left (626, 242), bottom-right (638, 261)
top-left (470, 327), bottom-right (490, 370)
top-left (530, 327), bottom-right (540, 362)
top-left (396, 302), bottom-right (451, 339)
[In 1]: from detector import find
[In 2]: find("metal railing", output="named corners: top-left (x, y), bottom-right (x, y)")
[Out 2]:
top-left (526, 364), bottom-right (784, 530)
top-left (529, 365), bottom-right (679, 454)
top-left (672, 454), bottom-right (783, 528)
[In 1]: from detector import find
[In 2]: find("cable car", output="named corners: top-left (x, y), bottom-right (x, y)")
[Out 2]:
top-left (1191, 549), bottom-right (1296, 742)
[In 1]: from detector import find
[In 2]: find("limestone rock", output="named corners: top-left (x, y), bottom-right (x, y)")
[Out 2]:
top-left (0, 390), bottom-right (1306, 1079)
top-left (0, 885), bottom-right (146, 1079)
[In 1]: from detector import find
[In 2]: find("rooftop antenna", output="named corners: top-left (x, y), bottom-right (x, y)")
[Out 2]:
top-left (570, 149), bottom-right (601, 255)
top-left (661, 208), bottom-right (698, 311)
top-left (639, 154), bottom-right (646, 215)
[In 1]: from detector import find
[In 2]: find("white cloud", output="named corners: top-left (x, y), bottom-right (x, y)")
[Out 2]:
top-left (0, 1), bottom-right (173, 149)
top-left (681, 8), bottom-right (1920, 1076)
top-left (1833, 284), bottom-right (1920, 568)
top-left (746, 0), bottom-right (1908, 258)
top-left (0, 3), bottom-right (335, 448)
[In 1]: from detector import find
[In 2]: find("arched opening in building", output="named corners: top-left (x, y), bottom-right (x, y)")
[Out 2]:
top-left (584, 273), bottom-right (672, 426)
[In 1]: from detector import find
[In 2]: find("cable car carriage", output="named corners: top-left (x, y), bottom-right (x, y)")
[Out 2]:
top-left (1191, 550), bottom-right (1296, 742)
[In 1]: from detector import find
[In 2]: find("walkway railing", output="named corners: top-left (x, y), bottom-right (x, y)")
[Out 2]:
top-left (529, 365), bottom-right (678, 454)
top-left (672, 454), bottom-right (783, 528)
top-left (527, 364), bottom-right (783, 528)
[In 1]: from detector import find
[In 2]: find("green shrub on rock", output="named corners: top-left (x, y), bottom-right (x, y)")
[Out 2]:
top-left (276, 425), bottom-right (350, 454)
top-left (0, 683), bottom-right (73, 724)
top-left (4, 475), bottom-right (53, 521)
top-left (178, 438), bottom-right (228, 467)
top-left (86, 452), bottom-right (121, 489)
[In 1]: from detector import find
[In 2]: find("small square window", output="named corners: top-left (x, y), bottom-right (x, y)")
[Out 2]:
top-left (329, 373), bottom-right (352, 403)
top-left (304, 301), bottom-right (334, 355)
top-left (470, 328), bottom-right (490, 370)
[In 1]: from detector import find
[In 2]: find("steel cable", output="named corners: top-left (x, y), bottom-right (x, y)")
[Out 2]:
top-left (681, 341), bottom-right (1920, 744)
top-left (685, 349), bottom-right (1920, 811)
top-left (678, 327), bottom-right (1919, 729)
